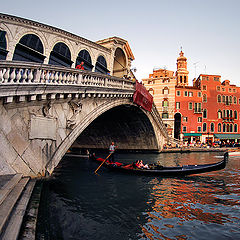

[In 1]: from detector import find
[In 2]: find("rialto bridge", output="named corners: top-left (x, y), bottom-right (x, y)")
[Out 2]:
top-left (0, 13), bottom-right (168, 177)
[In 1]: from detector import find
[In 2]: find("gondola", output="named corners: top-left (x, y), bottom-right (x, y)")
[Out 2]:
top-left (93, 152), bottom-right (228, 176)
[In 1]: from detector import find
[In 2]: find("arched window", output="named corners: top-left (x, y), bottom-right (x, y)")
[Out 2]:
top-left (234, 110), bottom-right (238, 119)
top-left (76, 49), bottom-right (93, 71)
top-left (222, 95), bottom-right (225, 103)
top-left (162, 99), bottom-right (169, 107)
top-left (0, 30), bottom-right (8, 60)
top-left (203, 109), bottom-right (207, 118)
top-left (229, 96), bottom-right (232, 104)
top-left (234, 96), bottom-right (237, 104)
top-left (149, 88), bottom-right (154, 95)
top-left (230, 110), bottom-right (233, 118)
top-left (162, 87), bottom-right (169, 94)
top-left (13, 34), bottom-right (45, 63)
top-left (223, 110), bottom-right (226, 118)
top-left (203, 94), bottom-right (207, 102)
top-left (234, 124), bottom-right (238, 132)
top-left (217, 95), bottom-right (221, 103)
top-left (203, 123), bottom-right (207, 132)
top-left (184, 76), bottom-right (187, 83)
top-left (210, 123), bottom-right (214, 132)
top-left (95, 55), bottom-right (108, 74)
top-left (162, 113), bottom-right (169, 119)
top-left (180, 76), bottom-right (182, 83)
top-left (217, 110), bottom-right (222, 119)
top-left (218, 123), bottom-right (221, 132)
top-left (49, 42), bottom-right (72, 67)
top-left (223, 123), bottom-right (226, 132)
top-left (230, 124), bottom-right (233, 132)
top-left (227, 124), bottom-right (230, 132)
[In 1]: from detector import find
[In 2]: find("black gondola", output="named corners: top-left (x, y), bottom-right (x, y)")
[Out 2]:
top-left (93, 152), bottom-right (228, 176)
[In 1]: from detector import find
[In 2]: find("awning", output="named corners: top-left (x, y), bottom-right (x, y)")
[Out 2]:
top-left (133, 81), bottom-right (153, 112)
top-left (214, 134), bottom-right (240, 139)
top-left (183, 133), bottom-right (202, 136)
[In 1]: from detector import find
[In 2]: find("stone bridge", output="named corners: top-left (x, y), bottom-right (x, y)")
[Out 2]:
top-left (0, 61), bottom-right (168, 176)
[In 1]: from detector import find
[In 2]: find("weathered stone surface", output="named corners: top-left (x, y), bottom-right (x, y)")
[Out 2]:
top-left (7, 130), bottom-right (29, 156)
top-left (29, 116), bottom-right (57, 140)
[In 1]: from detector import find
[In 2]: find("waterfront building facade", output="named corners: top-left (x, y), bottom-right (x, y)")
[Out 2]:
top-left (143, 50), bottom-right (240, 145)
top-left (142, 68), bottom-right (176, 138)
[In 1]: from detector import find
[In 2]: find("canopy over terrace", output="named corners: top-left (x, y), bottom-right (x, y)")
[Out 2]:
top-left (214, 134), bottom-right (240, 140)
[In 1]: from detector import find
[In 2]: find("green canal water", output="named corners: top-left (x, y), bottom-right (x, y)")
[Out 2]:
top-left (36, 152), bottom-right (240, 240)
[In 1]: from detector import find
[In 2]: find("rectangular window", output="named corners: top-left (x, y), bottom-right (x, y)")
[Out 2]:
top-left (233, 89), bottom-right (236, 93)
top-left (189, 92), bottom-right (193, 97)
top-left (176, 90), bottom-right (180, 96)
top-left (198, 117), bottom-right (202, 122)
top-left (202, 85), bottom-right (207, 90)
top-left (183, 117), bottom-right (188, 122)
top-left (189, 102), bottom-right (193, 110)
top-left (182, 126), bottom-right (187, 132)
top-left (176, 102), bottom-right (180, 109)
top-left (197, 126), bottom-right (201, 132)
top-left (214, 77), bottom-right (219, 81)
top-left (217, 86), bottom-right (220, 91)
top-left (229, 88), bottom-right (232, 92)
top-left (162, 113), bottom-right (169, 119)
top-left (198, 92), bottom-right (201, 97)
top-left (222, 87), bottom-right (225, 92)
top-left (184, 91), bottom-right (188, 97)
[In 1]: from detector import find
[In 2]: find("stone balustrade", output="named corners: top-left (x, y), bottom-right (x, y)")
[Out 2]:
top-left (0, 61), bottom-right (134, 93)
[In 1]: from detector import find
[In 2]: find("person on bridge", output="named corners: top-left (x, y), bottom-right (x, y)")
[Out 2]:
top-left (76, 61), bottom-right (85, 70)
top-left (109, 142), bottom-right (117, 163)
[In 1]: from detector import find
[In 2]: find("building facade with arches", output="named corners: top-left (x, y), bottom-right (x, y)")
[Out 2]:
top-left (0, 13), bottom-right (135, 79)
top-left (142, 50), bottom-right (240, 145)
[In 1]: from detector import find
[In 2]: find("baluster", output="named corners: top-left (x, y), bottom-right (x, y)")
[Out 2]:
top-left (66, 73), bottom-right (70, 84)
top-left (54, 71), bottom-right (59, 83)
top-left (9, 68), bottom-right (16, 83)
top-left (40, 70), bottom-right (45, 83)
top-left (28, 69), bottom-right (34, 83)
top-left (71, 73), bottom-right (75, 84)
top-left (45, 71), bottom-right (50, 83)
top-left (77, 73), bottom-right (82, 85)
top-left (49, 71), bottom-right (54, 83)
top-left (34, 68), bottom-right (41, 83)
top-left (3, 68), bottom-right (10, 83)
top-left (62, 72), bottom-right (67, 83)
top-left (58, 72), bottom-right (63, 84)
top-left (22, 69), bottom-right (28, 83)
top-left (0, 69), bottom-right (3, 83)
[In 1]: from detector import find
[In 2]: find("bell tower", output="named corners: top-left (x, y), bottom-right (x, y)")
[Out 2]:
top-left (176, 48), bottom-right (189, 86)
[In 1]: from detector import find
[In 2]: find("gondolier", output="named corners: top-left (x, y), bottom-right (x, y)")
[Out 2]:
top-left (109, 142), bottom-right (117, 163)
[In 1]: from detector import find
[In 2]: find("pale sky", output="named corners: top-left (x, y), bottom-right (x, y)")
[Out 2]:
top-left (1, 0), bottom-right (240, 85)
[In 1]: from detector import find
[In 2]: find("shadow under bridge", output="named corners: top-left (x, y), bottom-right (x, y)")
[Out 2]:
top-left (72, 104), bottom-right (159, 152)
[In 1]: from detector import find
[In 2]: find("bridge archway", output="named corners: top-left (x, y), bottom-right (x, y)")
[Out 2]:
top-left (113, 47), bottom-right (127, 78)
top-left (47, 99), bottom-right (159, 174)
top-left (48, 42), bottom-right (73, 67)
top-left (12, 34), bottom-right (45, 63)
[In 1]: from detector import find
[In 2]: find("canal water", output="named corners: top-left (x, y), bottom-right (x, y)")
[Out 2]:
top-left (36, 152), bottom-right (240, 240)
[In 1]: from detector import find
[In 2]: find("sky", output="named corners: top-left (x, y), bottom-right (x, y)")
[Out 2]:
top-left (1, 0), bottom-right (240, 85)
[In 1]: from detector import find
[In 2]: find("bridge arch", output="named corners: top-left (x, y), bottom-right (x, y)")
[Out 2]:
top-left (47, 99), bottom-right (160, 174)
top-left (113, 47), bottom-right (127, 78)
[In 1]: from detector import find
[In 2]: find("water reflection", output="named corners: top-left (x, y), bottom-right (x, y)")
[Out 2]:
top-left (36, 152), bottom-right (240, 240)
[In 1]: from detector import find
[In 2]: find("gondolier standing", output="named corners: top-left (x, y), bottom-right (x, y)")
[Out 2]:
top-left (109, 142), bottom-right (117, 163)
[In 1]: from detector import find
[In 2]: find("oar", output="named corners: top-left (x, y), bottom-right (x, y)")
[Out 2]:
top-left (94, 152), bottom-right (113, 174)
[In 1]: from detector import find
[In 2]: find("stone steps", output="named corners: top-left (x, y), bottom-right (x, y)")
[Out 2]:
top-left (0, 174), bottom-right (22, 206)
top-left (0, 175), bottom-right (36, 240)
